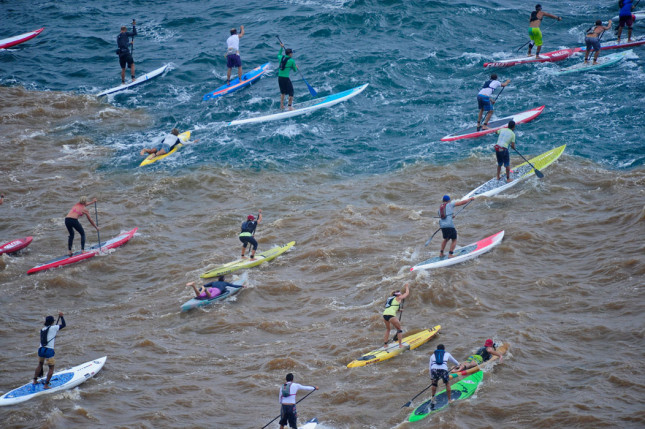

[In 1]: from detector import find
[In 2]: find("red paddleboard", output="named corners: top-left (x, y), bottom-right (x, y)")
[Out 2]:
top-left (579, 35), bottom-right (645, 52)
top-left (0, 28), bottom-right (44, 50)
top-left (441, 105), bottom-right (545, 142)
top-left (484, 48), bottom-right (580, 68)
top-left (0, 236), bottom-right (33, 255)
top-left (27, 228), bottom-right (137, 275)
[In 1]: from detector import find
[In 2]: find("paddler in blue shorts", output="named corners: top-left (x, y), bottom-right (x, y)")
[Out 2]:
top-left (438, 195), bottom-right (474, 258)
top-left (451, 339), bottom-right (504, 373)
top-left (240, 209), bottom-right (262, 260)
top-left (584, 20), bottom-right (613, 64)
top-left (527, 4), bottom-right (562, 58)
top-left (494, 120), bottom-right (516, 183)
top-left (278, 43), bottom-right (298, 110)
top-left (476, 74), bottom-right (510, 131)
top-left (34, 312), bottom-right (66, 389)
top-left (226, 25), bottom-right (245, 85)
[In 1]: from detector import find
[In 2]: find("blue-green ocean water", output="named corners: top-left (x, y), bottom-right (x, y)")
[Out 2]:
top-left (2, 0), bottom-right (644, 173)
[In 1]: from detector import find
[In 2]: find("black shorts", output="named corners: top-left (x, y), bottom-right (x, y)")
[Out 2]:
top-left (383, 315), bottom-right (395, 321)
top-left (618, 14), bottom-right (633, 29)
top-left (279, 404), bottom-right (297, 428)
top-left (431, 368), bottom-right (449, 385)
top-left (441, 227), bottom-right (457, 240)
top-left (279, 76), bottom-right (294, 97)
top-left (239, 235), bottom-right (258, 250)
top-left (119, 53), bottom-right (134, 69)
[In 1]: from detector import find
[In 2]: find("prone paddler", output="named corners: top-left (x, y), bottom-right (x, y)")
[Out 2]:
top-left (140, 128), bottom-right (182, 158)
top-left (116, 20), bottom-right (137, 84)
top-left (451, 339), bottom-right (504, 373)
top-left (527, 4), bottom-right (562, 58)
top-left (383, 283), bottom-right (410, 348)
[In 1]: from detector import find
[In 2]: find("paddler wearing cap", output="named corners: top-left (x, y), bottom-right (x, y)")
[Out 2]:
top-left (438, 195), bottom-right (474, 258)
top-left (33, 312), bottom-right (66, 389)
top-left (277, 42), bottom-right (298, 110)
top-left (451, 339), bottom-right (504, 373)
top-left (226, 25), bottom-right (245, 85)
top-left (239, 209), bottom-right (262, 260)
top-left (383, 283), bottom-right (410, 349)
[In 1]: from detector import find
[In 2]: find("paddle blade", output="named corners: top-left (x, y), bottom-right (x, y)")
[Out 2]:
top-left (535, 169), bottom-right (544, 178)
top-left (402, 401), bottom-right (412, 408)
top-left (301, 75), bottom-right (317, 97)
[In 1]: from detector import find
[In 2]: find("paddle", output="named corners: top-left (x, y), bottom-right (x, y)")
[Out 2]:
top-left (130, 19), bottom-right (136, 55)
top-left (261, 389), bottom-right (317, 429)
top-left (401, 365), bottom-right (458, 408)
top-left (513, 147), bottom-right (544, 178)
top-left (424, 200), bottom-right (473, 247)
top-left (94, 200), bottom-right (102, 253)
top-left (276, 36), bottom-right (318, 97)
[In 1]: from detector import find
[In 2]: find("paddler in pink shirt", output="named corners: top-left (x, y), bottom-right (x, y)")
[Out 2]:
top-left (64, 196), bottom-right (99, 256)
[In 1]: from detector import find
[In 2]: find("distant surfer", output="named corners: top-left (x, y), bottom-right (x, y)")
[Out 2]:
top-left (65, 196), bottom-right (99, 256)
top-left (0, 193), bottom-right (4, 204)
top-left (584, 20), bottom-right (613, 64)
top-left (278, 42), bottom-right (298, 110)
top-left (240, 210), bottom-right (262, 260)
top-left (383, 284), bottom-right (410, 349)
top-left (34, 312), bottom-right (66, 389)
top-left (140, 128), bottom-right (182, 158)
top-left (476, 73), bottom-right (510, 131)
top-left (278, 373), bottom-right (318, 429)
top-left (187, 275), bottom-right (237, 300)
top-left (438, 195), bottom-right (474, 258)
top-left (495, 120), bottom-right (516, 183)
top-left (617, 0), bottom-right (636, 43)
top-left (117, 20), bottom-right (137, 84)
top-left (527, 4), bottom-right (562, 58)
top-left (428, 344), bottom-right (460, 404)
top-left (451, 339), bottom-right (504, 372)
top-left (226, 25), bottom-right (245, 85)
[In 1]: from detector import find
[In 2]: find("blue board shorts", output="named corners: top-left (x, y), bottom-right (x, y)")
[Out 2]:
top-left (585, 37), bottom-right (601, 52)
top-left (496, 148), bottom-right (510, 167)
top-left (227, 54), bottom-right (242, 68)
top-left (477, 94), bottom-right (492, 111)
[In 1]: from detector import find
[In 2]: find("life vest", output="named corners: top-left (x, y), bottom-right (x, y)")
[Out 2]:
top-left (439, 203), bottom-right (448, 220)
top-left (40, 326), bottom-right (52, 347)
top-left (116, 33), bottom-right (131, 55)
top-left (433, 349), bottom-right (445, 365)
top-left (280, 55), bottom-right (290, 71)
top-left (530, 11), bottom-right (540, 22)
top-left (384, 296), bottom-right (399, 310)
top-left (481, 80), bottom-right (494, 90)
top-left (475, 346), bottom-right (492, 362)
top-left (281, 382), bottom-right (293, 398)
top-left (240, 220), bottom-right (255, 234)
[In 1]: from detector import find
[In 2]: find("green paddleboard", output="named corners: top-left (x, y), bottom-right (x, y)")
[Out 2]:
top-left (409, 371), bottom-right (483, 422)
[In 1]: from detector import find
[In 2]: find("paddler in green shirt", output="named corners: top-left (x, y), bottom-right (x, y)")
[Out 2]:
top-left (278, 42), bottom-right (298, 110)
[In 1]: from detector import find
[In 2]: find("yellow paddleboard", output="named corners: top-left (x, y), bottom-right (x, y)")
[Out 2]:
top-left (201, 241), bottom-right (296, 279)
top-left (347, 325), bottom-right (441, 368)
top-left (139, 131), bottom-right (191, 166)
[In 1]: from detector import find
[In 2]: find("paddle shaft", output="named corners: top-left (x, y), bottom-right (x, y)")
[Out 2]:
top-left (261, 389), bottom-right (317, 429)
top-left (252, 212), bottom-right (260, 236)
top-left (425, 200), bottom-right (472, 246)
top-left (513, 147), bottom-right (544, 178)
top-left (131, 19), bottom-right (135, 54)
top-left (275, 35), bottom-right (317, 96)
top-left (401, 365), bottom-right (458, 408)
top-left (94, 201), bottom-right (102, 251)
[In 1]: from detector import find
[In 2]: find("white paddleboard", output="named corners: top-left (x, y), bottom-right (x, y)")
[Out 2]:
top-left (97, 64), bottom-right (169, 97)
top-left (0, 356), bottom-right (106, 406)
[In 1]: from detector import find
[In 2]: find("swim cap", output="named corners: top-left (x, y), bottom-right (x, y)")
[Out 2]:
top-left (247, 215), bottom-right (255, 220)
top-left (508, 120), bottom-right (516, 128)
top-left (443, 195), bottom-right (450, 202)
top-left (45, 316), bottom-right (55, 326)
top-left (484, 339), bottom-right (494, 347)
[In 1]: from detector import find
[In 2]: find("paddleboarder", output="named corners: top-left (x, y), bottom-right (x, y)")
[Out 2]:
top-left (438, 195), bottom-right (474, 258)
top-left (495, 120), bottom-right (516, 183)
top-left (0, 193), bottom-right (3, 204)
top-left (33, 312), bottom-right (66, 389)
top-left (140, 128), bottom-right (182, 158)
top-left (186, 275), bottom-right (237, 299)
top-left (383, 283), bottom-right (410, 348)
top-left (278, 373), bottom-right (318, 429)
top-left (240, 209), bottom-right (262, 260)
top-left (278, 42), bottom-right (298, 110)
top-left (452, 339), bottom-right (504, 372)
top-left (65, 196), bottom-right (99, 256)
top-left (429, 344), bottom-right (460, 404)
top-left (476, 74), bottom-right (510, 131)
top-left (226, 25), bottom-right (245, 85)
top-left (116, 20), bottom-right (137, 84)
top-left (527, 4), bottom-right (562, 58)
top-left (585, 20), bottom-right (613, 64)
top-left (617, 0), bottom-right (636, 43)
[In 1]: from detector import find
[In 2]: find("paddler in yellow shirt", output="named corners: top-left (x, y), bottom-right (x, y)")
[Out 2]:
top-left (383, 283), bottom-right (410, 348)
top-left (494, 120), bottom-right (516, 183)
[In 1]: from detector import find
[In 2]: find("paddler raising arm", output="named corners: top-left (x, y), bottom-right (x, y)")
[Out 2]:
top-left (584, 20), bottom-right (612, 65)
top-left (34, 312), bottom-right (66, 390)
top-left (527, 4), bottom-right (562, 58)
top-left (438, 195), bottom-right (474, 258)
top-left (383, 283), bottom-right (410, 348)
top-left (65, 196), bottom-right (99, 256)
top-left (494, 120), bottom-right (516, 183)
top-left (277, 43), bottom-right (298, 110)
top-left (476, 73), bottom-right (510, 131)
top-left (240, 209), bottom-right (262, 260)
top-left (116, 20), bottom-right (137, 84)
top-left (225, 25), bottom-right (245, 85)
top-left (278, 373), bottom-right (318, 429)
top-left (429, 344), bottom-right (460, 404)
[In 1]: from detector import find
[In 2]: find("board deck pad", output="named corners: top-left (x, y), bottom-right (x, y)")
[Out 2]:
top-left (8, 373), bottom-right (74, 399)
top-left (409, 371), bottom-right (483, 421)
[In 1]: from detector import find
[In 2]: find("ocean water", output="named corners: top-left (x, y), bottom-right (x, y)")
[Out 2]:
top-left (1, 0), bottom-right (644, 427)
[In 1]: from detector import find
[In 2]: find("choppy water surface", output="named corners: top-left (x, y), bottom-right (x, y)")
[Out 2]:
top-left (1, 0), bottom-right (644, 427)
